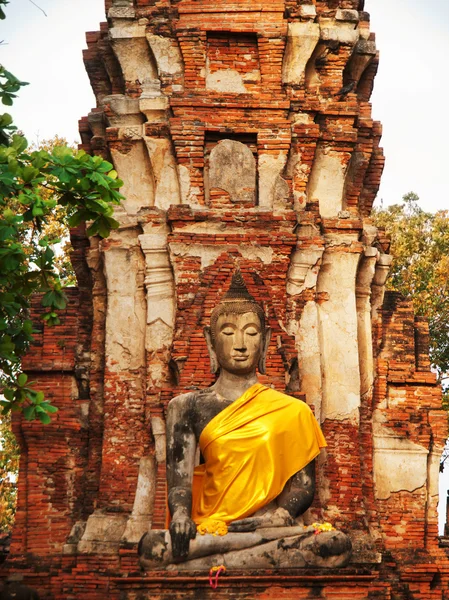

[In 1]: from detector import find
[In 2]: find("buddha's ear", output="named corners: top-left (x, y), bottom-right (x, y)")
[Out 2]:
top-left (204, 326), bottom-right (219, 374)
top-left (258, 327), bottom-right (272, 375)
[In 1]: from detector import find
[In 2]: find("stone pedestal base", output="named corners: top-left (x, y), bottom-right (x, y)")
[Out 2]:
top-left (113, 571), bottom-right (390, 600)
top-left (4, 549), bottom-right (445, 599)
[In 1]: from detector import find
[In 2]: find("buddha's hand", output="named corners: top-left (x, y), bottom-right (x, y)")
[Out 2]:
top-left (228, 507), bottom-right (295, 533)
top-left (169, 513), bottom-right (197, 561)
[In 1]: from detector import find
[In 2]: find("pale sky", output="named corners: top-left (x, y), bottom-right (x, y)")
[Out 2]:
top-left (2, 0), bottom-right (449, 528)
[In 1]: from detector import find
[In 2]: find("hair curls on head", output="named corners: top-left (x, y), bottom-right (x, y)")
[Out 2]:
top-left (209, 271), bottom-right (266, 340)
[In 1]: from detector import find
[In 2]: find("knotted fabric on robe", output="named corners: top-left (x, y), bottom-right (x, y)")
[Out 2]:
top-left (191, 383), bottom-right (327, 525)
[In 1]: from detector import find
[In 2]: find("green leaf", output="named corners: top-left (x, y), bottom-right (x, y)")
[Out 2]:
top-left (0, 225), bottom-right (15, 241)
top-left (35, 391), bottom-right (45, 403)
top-left (11, 134), bottom-right (28, 153)
top-left (106, 216), bottom-right (120, 229)
top-left (17, 373), bottom-right (28, 386)
top-left (88, 171), bottom-right (110, 188)
top-left (23, 405), bottom-right (35, 421)
top-left (41, 289), bottom-right (66, 310)
top-left (21, 165), bottom-right (39, 183)
top-left (96, 160), bottom-right (114, 173)
top-left (67, 210), bottom-right (87, 228)
top-left (38, 412), bottom-right (52, 424)
top-left (85, 221), bottom-right (99, 237)
top-left (0, 112), bottom-right (13, 127)
top-left (3, 388), bottom-right (14, 401)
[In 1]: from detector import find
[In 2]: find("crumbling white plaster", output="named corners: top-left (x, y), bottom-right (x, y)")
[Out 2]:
top-left (109, 20), bottom-right (147, 41)
top-left (371, 254), bottom-right (393, 321)
top-left (102, 95), bottom-right (144, 127)
top-left (139, 97), bottom-right (169, 122)
top-left (428, 450), bottom-right (442, 499)
top-left (297, 301), bottom-right (323, 423)
top-left (146, 319), bottom-right (174, 355)
top-left (146, 34), bottom-right (184, 76)
top-left (286, 148), bottom-right (310, 211)
top-left (151, 416), bottom-right (167, 463)
top-left (307, 145), bottom-right (350, 218)
top-left (109, 0), bottom-right (135, 18)
top-left (282, 22), bottom-right (320, 85)
top-left (144, 137), bottom-right (181, 210)
top-left (176, 165), bottom-right (201, 206)
top-left (122, 456), bottom-right (156, 544)
top-left (78, 512), bottom-right (128, 554)
top-left (258, 152), bottom-right (288, 209)
top-left (110, 22), bottom-right (161, 96)
top-left (319, 20), bottom-right (360, 45)
top-left (356, 247), bottom-right (378, 397)
top-left (317, 247), bottom-right (361, 421)
top-left (335, 9), bottom-right (360, 23)
top-left (103, 233), bottom-right (147, 372)
top-left (176, 165), bottom-right (190, 204)
top-left (111, 143), bottom-right (156, 214)
top-left (243, 70), bottom-right (261, 83)
top-left (139, 223), bottom-right (175, 360)
top-left (373, 434), bottom-right (429, 500)
top-left (287, 247), bottom-right (324, 296)
top-left (206, 69), bottom-right (248, 94)
top-left (299, 5), bottom-right (317, 19)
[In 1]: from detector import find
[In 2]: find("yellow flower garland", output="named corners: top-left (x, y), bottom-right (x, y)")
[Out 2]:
top-left (197, 519), bottom-right (229, 536)
top-left (311, 522), bottom-right (335, 533)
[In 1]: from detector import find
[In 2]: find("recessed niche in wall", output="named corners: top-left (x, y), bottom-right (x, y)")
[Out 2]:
top-left (206, 32), bottom-right (261, 94)
top-left (204, 132), bottom-right (258, 207)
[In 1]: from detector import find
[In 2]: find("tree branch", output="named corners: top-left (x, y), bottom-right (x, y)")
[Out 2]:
top-left (28, 0), bottom-right (47, 16)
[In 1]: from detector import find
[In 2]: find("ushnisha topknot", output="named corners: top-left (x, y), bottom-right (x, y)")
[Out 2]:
top-left (222, 270), bottom-right (257, 302)
top-left (210, 270), bottom-right (266, 338)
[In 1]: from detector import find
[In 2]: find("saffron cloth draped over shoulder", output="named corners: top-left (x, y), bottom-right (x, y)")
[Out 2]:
top-left (191, 383), bottom-right (327, 526)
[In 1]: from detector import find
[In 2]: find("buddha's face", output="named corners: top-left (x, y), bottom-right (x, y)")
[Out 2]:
top-left (213, 311), bottom-right (263, 375)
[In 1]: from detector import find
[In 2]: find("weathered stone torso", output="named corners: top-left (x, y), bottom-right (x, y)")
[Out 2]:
top-left (172, 388), bottom-right (234, 444)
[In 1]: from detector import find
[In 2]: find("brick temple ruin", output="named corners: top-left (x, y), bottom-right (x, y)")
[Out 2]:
top-left (2, 0), bottom-right (449, 597)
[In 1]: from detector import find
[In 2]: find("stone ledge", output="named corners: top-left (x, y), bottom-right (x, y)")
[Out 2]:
top-left (113, 568), bottom-right (381, 586)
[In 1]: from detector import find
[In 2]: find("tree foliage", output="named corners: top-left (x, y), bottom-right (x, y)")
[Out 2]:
top-left (27, 136), bottom-right (79, 285)
top-left (0, 37), bottom-right (124, 421)
top-left (373, 192), bottom-right (449, 387)
top-left (0, 412), bottom-right (19, 532)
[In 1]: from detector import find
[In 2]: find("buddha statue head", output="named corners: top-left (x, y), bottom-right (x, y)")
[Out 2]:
top-left (204, 270), bottom-right (272, 376)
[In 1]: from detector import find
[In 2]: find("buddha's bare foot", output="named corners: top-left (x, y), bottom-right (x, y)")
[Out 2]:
top-left (285, 529), bottom-right (352, 568)
top-left (228, 507), bottom-right (294, 532)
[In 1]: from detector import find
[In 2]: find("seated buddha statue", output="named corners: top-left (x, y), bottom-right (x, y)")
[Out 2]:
top-left (139, 271), bottom-right (352, 570)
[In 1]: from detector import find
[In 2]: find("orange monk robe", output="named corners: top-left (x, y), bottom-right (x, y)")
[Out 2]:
top-left (191, 383), bottom-right (327, 526)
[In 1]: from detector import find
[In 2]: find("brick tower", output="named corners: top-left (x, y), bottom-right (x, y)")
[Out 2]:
top-left (3, 0), bottom-right (449, 598)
